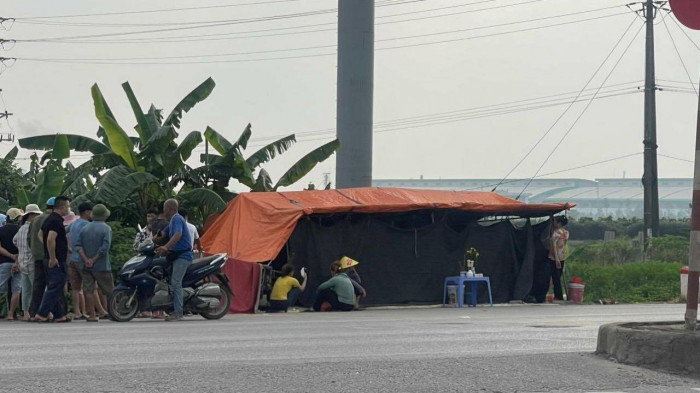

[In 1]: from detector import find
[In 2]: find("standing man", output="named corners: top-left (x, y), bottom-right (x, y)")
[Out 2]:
top-left (151, 203), bottom-right (170, 246)
top-left (547, 216), bottom-right (570, 302)
top-left (178, 208), bottom-right (202, 256)
top-left (29, 198), bottom-right (58, 318)
top-left (0, 208), bottom-right (23, 320)
top-left (13, 204), bottom-right (42, 321)
top-left (155, 199), bottom-right (192, 322)
top-left (76, 204), bottom-right (114, 322)
top-left (67, 202), bottom-right (92, 320)
top-left (36, 196), bottom-right (72, 323)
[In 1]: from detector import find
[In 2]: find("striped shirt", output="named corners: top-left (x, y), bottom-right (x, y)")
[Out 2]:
top-left (13, 222), bottom-right (34, 274)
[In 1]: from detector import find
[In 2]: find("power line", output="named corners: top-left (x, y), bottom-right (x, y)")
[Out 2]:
top-left (491, 16), bottom-right (640, 193)
top-left (15, 12), bottom-right (631, 64)
top-left (17, 0), bottom-right (303, 20)
top-left (661, 12), bottom-right (698, 96)
top-left (13, 5), bottom-right (624, 46)
top-left (669, 13), bottom-right (700, 52)
top-left (515, 18), bottom-right (645, 200)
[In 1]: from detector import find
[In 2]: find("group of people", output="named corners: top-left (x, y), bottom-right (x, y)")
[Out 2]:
top-left (268, 256), bottom-right (367, 312)
top-left (0, 197), bottom-right (114, 322)
top-left (1, 197), bottom-right (204, 323)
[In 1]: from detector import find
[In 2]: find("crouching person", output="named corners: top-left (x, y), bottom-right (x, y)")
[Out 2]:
top-left (76, 204), bottom-right (114, 322)
top-left (313, 261), bottom-right (355, 312)
top-left (268, 264), bottom-right (307, 312)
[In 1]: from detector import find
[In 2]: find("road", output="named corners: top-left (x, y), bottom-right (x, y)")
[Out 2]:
top-left (0, 303), bottom-right (698, 392)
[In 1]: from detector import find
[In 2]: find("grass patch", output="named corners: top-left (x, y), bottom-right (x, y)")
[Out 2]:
top-left (566, 261), bottom-right (682, 303)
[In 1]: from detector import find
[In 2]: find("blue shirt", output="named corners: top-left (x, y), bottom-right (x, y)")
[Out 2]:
top-left (163, 214), bottom-right (193, 261)
top-left (68, 218), bottom-right (90, 263)
top-left (75, 221), bottom-right (112, 271)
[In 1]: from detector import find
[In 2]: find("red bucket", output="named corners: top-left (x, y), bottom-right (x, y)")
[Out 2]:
top-left (567, 283), bottom-right (585, 304)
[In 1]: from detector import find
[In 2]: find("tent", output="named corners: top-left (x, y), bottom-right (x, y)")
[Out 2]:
top-left (201, 188), bottom-right (572, 312)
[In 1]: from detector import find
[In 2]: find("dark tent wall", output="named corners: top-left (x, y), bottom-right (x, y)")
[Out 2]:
top-left (280, 211), bottom-right (552, 306)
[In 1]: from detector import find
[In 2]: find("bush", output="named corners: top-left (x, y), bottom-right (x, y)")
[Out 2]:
top-left (566, 261), bottom-right (682, 303)
top-left (108, 222), bottom-right (138, 278)
top-left (569, 235), bottom-right (688, 265)
top-left (568, 217), bottom-right (690, 240)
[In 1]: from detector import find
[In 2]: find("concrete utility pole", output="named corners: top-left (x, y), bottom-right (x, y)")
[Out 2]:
top-left (642, 0), bottom-right (660, 249)
top-left (687, 75), bottom-right (700, 330)
top-left (336, 0), bottom-right (375, 189)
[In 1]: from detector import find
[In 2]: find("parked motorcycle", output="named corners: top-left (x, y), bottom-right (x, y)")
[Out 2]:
top-left (108, 242), bottom-right (233, 322)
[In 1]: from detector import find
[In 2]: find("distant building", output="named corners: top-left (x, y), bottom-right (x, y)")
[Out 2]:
top-left (372, 178), bottom-right (692, 219)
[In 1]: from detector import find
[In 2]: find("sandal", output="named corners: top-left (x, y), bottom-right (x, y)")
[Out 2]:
top-left (53, 316), bottom-right (73, 323)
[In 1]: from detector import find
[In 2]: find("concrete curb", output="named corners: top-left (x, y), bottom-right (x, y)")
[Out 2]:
top-left (596, 321), bottom-right (700, 376)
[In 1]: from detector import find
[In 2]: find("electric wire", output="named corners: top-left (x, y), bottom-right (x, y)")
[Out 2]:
top-left (669, 13), bottom-right (700, 52)
top-left (13, 5), bottom-right (625, 46)
top-left (515, 18), bottom-right (645, 200)
top-left (660, 12), bottom-right (698, 96)
top-left (15, 12), bottom-right (631, 64)
top-left (491, 16), bottom-right (639, 193)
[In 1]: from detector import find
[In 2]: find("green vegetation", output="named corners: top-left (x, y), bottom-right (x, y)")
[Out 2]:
top-left (567, 261), bottom-right (682, 303)
top-left (568, 235), bottom-right (688, 265)
top-left (568, 216), bottom-right (690, 240)
top-left (12, 78), bottom-right (339, 227)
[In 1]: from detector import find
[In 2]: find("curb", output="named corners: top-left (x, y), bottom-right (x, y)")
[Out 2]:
top-left (596, 321), bottom-right (700, 376)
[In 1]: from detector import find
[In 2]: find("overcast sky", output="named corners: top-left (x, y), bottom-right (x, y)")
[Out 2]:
top-left (1, 0), bottom-right (699, 192)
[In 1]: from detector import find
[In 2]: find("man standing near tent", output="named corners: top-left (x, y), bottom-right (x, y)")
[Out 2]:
top-left (178, 208), bottom-right (202, 257)
top-left (155, 199), bottom-right (192, 322)
top-left (548, 216), bottom-right (569, 301)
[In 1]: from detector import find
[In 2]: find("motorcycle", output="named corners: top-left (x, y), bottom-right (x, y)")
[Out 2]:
top-left (108, 242), bottom-right (233, 322)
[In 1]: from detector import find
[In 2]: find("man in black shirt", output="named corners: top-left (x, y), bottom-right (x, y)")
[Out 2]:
top-left (0, 208), bottom-right (22, 320)
top-left (35, 196), bottom-right (72, 322)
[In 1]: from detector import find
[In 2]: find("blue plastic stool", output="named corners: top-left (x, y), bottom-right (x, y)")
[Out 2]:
top-left (442, 276), bottom-right (493, 307)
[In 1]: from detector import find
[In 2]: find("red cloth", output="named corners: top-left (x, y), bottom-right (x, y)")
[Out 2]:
top-left (223, 258), bottom-right (261, 313)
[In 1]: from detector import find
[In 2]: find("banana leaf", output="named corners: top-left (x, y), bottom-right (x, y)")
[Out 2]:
top-left (163, 77), bottom-right (216, 130)
top-left (245, 134), bottom-right (296, 170)
top-left (19, 134), bottom-right (110, 155)
top-left (3, 146), bottom-right (17, 162)
top-left (274, 139), bottom-right (340, 190)
top-left (0, 197), bottom-right (8, 212)
top-left (92, 165), bottom-right (158, 207)
top-left (176, 131), bottom-right (202, 162)
top-left (91, 84), bottom-right (137, 169)
top-left (52, 134), bottom-right (70, 161)
top-left (232, 123), bottom-right (252, 152)
top-left (178, 188), bottom-right (227, 213)
top-left (203, 126), bottom-right (232, 156)
top-left (35, 162), bottom-right (68, 206)
top-left (251, 169), bottom-right (273, 192)
top-left (122, 81), bottom-right (154, 144)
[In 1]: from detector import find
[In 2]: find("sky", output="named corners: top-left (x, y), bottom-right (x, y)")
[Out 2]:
top-left (0, 0), bottom-right (699, 192)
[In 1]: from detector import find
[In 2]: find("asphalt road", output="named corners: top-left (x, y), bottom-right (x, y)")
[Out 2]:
top-left (1, 303), bottom-right (698, 392)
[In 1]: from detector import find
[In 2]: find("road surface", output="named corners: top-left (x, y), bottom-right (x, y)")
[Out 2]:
top-left (1, 303), bottom-right (698, 392)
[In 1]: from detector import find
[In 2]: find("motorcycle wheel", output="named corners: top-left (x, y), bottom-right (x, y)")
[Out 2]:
top-left (199, 284), bottom-right (232, 320)
top-left (108, 289), bottom-right (139, 322)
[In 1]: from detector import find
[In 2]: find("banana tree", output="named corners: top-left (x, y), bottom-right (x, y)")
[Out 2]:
top-left (18, 78), bottom-right (225, 222)
top-left (200, 125), bottom-right (339, 193)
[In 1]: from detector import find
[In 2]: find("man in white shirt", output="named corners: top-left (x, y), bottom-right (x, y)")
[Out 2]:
top-left (178, 209), bottom-right (202, 255)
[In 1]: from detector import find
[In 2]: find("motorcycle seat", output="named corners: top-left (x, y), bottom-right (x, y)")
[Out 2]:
top-left (187, 255), bottom-right (221, 273)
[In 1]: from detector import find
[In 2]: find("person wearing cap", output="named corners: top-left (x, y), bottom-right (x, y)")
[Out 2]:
top-left (12, 204), bottom-right (42, 321)
top-left (313, 260), bottom-right (356, 312)
top-left (28, 197), bottom-right (62, 318)
top-left (268, 264), bottom-right (308, 312)
top-left (76, 204), bottom-right (114, 322)
top-left (66, 202), bottom-right (92, 320)
top-left (0, 208), bottom-right (23, 320)
top-left (35, 196), bottom-right (72, 323)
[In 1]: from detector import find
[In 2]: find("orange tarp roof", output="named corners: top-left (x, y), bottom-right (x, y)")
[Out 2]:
top-left (201, 187), bottom-right (573, 263)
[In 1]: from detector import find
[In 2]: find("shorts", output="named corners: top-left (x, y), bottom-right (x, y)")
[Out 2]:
top-left (68, 261), bottom-right (83, 291)
top-left (79, 270), bottom-right (115, 296)
top-left (0, 263), bottom-right (21, 294)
